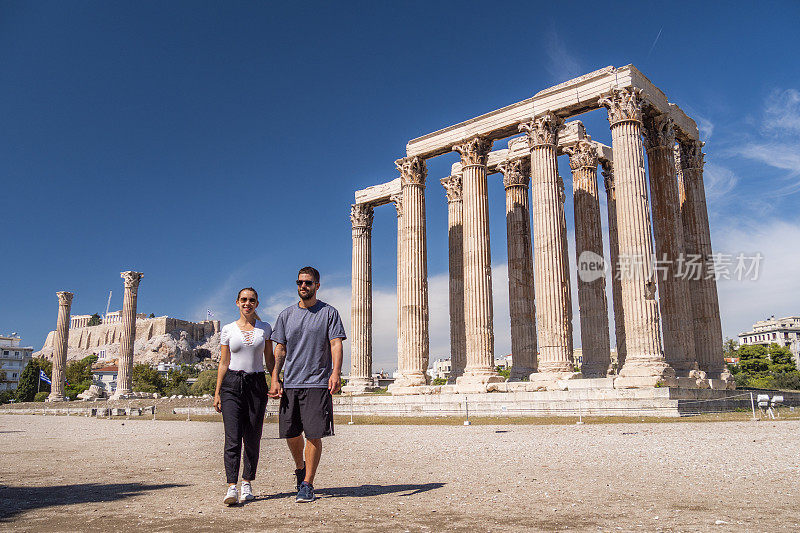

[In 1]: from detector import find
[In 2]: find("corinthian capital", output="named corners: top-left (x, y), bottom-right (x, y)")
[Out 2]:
top-left (56, 291), bottom-right (74, 307)
top-left (440, 175), bottom-right (463, 203)
top-left (519, 111), bottom-right (563, 147)
top-left (677, 140), bottom-right (705, 170)
top-left (390, 193), bottom-right (403, 218)
top-left (395, 156), bottom-right (427, 187)
top-left (452, 136), bottom-right (493, 166)
top-left (121, 271), bottom-right (144, 289)
top-left (642, 113), bottom-right (676, 151)
top-left (498, 158), bottom-right (530, 188)
top-left (350, 203), bottom-right (374, 228)
top-left (599, 87), bottom-right (645, 126)
top-left (563, 140), bottom-right (599, 171)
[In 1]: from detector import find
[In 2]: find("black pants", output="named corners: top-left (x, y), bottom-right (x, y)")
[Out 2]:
top-left (220, 370), bottom-right (268, 484)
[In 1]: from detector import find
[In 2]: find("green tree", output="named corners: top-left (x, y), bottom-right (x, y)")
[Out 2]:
top-left (149, 313), bottom-right (155, 318)
top-left (189, 369), bottom-right (218, 395)
top-left (64, 354), bottom-right (98, 399)
top-left (15, 358), bottom-right (52, 403)
top-left (768, 344), bottom-right (798, 373)
top-left (737, 345), bottom-right (770, 375)
top-left (132, 364), bottom-right (166, 394)
top-left (87, 313), bottom-right (102, 326)
top-left (723, 337), bottom-right (738, 356)
top-left (495, 366), bottom-right (511, 380)
top-left (0, 390), bottom-right (14, 404)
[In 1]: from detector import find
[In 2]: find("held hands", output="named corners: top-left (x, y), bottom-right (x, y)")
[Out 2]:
top-left (328, 372), bottom-right (341, 394)
top-left (213, 393), bottom-right (222, 413)
top-left (269, 377), bottom-right (283, 399)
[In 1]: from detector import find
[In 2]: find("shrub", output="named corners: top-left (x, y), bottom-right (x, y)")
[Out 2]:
top-left (34, 391), bottom-right (49, 402)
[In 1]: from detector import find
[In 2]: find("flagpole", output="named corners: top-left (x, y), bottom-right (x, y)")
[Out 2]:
top-left (37, 372), bottom-right (41, 394)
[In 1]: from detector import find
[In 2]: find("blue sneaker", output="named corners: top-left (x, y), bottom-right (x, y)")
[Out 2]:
top-left (294, 464), bottom-right (306, 491)
top-left (296, 481), bottom-right (315, 503)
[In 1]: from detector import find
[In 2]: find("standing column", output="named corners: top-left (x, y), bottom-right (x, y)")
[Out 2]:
top-left (643, 114), bottom-right (698, 377)
top-left (47, 291), bottom-right (73, 402)
top-left (521, 112), bottom-right (577, 379)
top-left (565, 140), bottom-right (611, 377)
top-left (390, 193), bottom-right (404, 380)
top-left (676, 140), bottom-right (731, 385)
top-left (441, 175), bottom-right (466, 382)
top-left (114, 271), bottom-right (143, 398)
top-left (389, 157), bottom-right (430, 391)
top-left (601, 161), bottom-right (627, 372)
top-left (453, 136), bottom-right (502, 391)
top-left (599, 88), bottom-right (675, 387)
top-left (498, 158), bottom-right (538, 379)
top-left (344, 203), bottom-right (376, 393)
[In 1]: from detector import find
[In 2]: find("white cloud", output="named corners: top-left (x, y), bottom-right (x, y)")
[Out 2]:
top-left (763, 88), bottom-right (800, 134)
top-left (543, 25), bottom-right (582, 84)
top-left (696, 115), bottom-right (715, 142)
top-left (703, 163), bottom-right (739, 202)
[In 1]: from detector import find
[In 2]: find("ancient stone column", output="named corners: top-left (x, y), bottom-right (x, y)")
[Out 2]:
top-left (391, 193), bottom-right (404, 379)
top-left (565, 140), bottom-right (611, 378)
top-left (389, 157), bottom-right (430, 390)
top-left (441, 175), bottom-right (466, 381)
top-left (47, 291), bottom-right (73, 402)
top-left (599, 88), bottom-right (674, 387)
top-left (676, 141), bottom-right (730, 385)
top-left (643, 113), bottom-right (698, 377)
top-left (601, 161), bottom-right (627, 372)
top-left (498, 158), bottom-right (537, 379)
top-left (114, 271), bottom-right (143, 398)
top-left (520, 112), bottom-right (577, 379)
top-left (344, 203), bottom-right (375, 393)
top-left (453, 136), bottom-right (502, 391)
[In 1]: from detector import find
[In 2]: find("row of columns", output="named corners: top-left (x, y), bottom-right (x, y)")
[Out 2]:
top-left (47, 271), bottom-right (143, 401)
top-left (348, 87), bottom-right (729, 391)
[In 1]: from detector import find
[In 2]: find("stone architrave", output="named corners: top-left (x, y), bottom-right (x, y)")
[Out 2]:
top-left (643, 113), bottom-right (699, 378)
top-left (601, 162), bottom-right (627, 371)
top-left (599, 88), bottom-right (675, 387)
top-left (389, 157), bottom-right (430, 391)
top-left (520, 112), bottom-right (578, 380)
top-left (452, 136), bottom-right (503, 391)
top-left (47, 291), bottom-right (74, 402)
top-left (390, 193), bottom-right (404, 380)
top-left (344, 203), bottom-right (377, 393)
top-left (675, 141), bottom-right (731, 386)
top-left (441, 175), bottom-right (466, 381)
top-left (113, 271), bottom-right (143, 398)
top-left (565, 140), bottom-right (611, 377)
top-left (497, 157), bottom-right (537, 379)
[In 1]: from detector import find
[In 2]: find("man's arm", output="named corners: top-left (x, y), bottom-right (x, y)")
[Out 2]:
top-left (328, 337), bottom-right (343, 394)
top-left (269, 343), bottom-right (286, 398)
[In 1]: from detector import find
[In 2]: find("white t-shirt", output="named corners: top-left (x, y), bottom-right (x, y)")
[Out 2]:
top-left (220, 320), bottom-right (272, 373)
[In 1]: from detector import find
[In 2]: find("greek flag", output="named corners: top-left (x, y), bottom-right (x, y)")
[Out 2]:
top-left (39, 370), bottom-right (51, 385)
top-left (207, 308), bottom-right (214, 319)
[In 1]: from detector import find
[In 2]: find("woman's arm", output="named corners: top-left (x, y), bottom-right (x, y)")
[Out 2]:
top-left (263, 340), bottom-right (274, 384)
top-left (214, 345), bottom-right (231, 412)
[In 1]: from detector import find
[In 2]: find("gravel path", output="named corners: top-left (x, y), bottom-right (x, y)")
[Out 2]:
top-left (1, 414), bottom-right (798, 532)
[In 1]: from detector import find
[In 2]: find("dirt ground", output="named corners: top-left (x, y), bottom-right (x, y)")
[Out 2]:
top-left (1, 414), bottom-right (798, 532)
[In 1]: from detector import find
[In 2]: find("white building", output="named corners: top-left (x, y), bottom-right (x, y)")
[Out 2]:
top-left (0, 333), bottom-right (34, 391)
top-left (92, 365), bottom-right (118, 393)
top-left (738, 316), bottom-right (800, 366)
top-left (428, 358), bottom-right (451, 380)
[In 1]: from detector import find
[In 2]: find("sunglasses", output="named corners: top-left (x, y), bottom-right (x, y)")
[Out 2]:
top-left (296, 280), bottom-right (316, 286)
top-left (238, 297), bottom-right (257, 303)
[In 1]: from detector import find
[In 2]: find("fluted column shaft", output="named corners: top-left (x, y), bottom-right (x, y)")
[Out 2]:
top-left (676, 141), bottom-right (727, 376)
top-left (522, 113), bottom-right (574, 374)
top-left (453, 136), bottom-right (501, 387)
top-left (391, 157), bottom-right (429, 389)
top-left (441, 176), bottom-right (466, 381)
top-left (48, 291), bottom-right (73, 401)
top-left (644, 115), bottom-right (697, 375)
top-left (349, 204), bottom-right (374, 387)
top-left (567, 141), bottom-right (611, 377)
top-left (500, 159), bottom-right (537, 379)
top-left (115, 271), bottom-right (143, 396)
top-left (600, 88), bottom-right (673, 384)
top-left (602, 163), bottom-right (627, 371)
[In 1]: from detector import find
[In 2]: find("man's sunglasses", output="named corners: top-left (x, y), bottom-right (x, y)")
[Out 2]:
top-left (296, 280), bottom-right (316, 286)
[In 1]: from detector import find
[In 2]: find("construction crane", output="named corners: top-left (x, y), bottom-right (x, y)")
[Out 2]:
top-left (104, 290), bottom-right (112, 323)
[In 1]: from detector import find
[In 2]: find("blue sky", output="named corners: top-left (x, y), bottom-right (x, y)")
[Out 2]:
top-left (2, 1), bottom-right (799, 372)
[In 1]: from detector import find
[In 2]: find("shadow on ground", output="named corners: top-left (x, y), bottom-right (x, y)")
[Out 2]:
top-left (260, 482), bottom-right (446, 501)
top-left (0, 482), bottom-right (186, 521)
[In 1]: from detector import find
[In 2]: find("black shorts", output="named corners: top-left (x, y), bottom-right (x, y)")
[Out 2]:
top-left (279, 387), bottom-right (334, 439)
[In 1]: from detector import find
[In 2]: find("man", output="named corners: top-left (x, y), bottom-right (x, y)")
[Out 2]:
top-left (269, 266), bottom-right (346, 503)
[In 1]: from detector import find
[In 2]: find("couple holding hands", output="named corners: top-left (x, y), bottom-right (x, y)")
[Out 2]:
top-left (213, 266), bottom-right (346, 505)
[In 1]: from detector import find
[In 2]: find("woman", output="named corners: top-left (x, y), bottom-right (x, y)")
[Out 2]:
top-left (214, 287), bottom-right (273, 505)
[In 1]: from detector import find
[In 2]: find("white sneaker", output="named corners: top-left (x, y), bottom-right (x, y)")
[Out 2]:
top-left (241, 481), bottom-right (255, 501)
top-left (224, 485), bottom-right (238, 505)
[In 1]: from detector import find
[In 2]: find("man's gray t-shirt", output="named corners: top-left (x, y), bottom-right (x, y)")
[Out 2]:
top-left (271, 300), bottom-right (347, 388)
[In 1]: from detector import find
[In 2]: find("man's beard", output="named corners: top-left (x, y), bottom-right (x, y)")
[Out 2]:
top-left (298, 287), bottom-right (316, 301)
